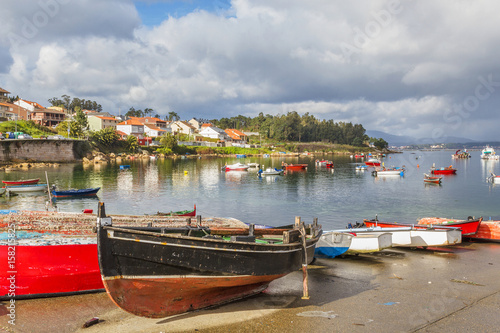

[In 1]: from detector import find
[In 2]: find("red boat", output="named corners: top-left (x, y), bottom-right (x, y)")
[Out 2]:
top-left (2, 178), bottom-right (40, 185)
top-left (417, 217), bottom-right (482, 236)
top-left (430, 166), bottom-right (457, 175)
top-left (282, 162), bottom-right (308, 170)
top-left (0, 241), bottom-right (103, 299)
top-left (464, 220), bottom-right (500, 242)
top-left (364, 217), bottom-right (482, 236)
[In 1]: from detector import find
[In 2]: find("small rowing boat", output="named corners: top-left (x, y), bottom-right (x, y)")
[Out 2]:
top-left (2, 178), bottom-right (40, 185)
top-left (156, 204), bottom-right (197, 217)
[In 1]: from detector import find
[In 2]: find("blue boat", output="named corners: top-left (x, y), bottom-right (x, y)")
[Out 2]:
top-left (51, 187), bottom-right (100, 198)
top-left (119, 165), bottom-right (131, 170)
top-left (314, 231), bottom-right (353, 258)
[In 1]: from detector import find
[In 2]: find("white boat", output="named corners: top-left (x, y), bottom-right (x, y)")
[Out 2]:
top-left (247, 163), bottom-right (260, 168)
top-left (222, 163), bottom-right (249, 172)
top-left (355, 164), bottom-right (368, 171)
top-left (336, 226), bottom-right (461, 248)
top-left (314, 232), bottom-right (353, 258)
top-left (481, 146), bottom-right (499, 160)
top-left (345, 232), bottom-right (392, 254)
top-left (488, 173), bottom-right (500, 184)
top-left (372, 167), bottom-right (404, 176)
top-left (258, 167), bottom-right (284, 176)
top-left (5, 184), bottom-right (47, 194)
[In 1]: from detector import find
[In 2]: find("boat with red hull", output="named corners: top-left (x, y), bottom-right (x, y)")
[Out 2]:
top-left (365, 158), bottom-right (381, 166)
top-left (0, 239), bottom-right (103, 299)
top-left (156, 204), bottom-right (196, 217)
top-left (464, 220), bottom-right (500, 242)
top-left (364, 217), bottom-right (482, 236)
top-left (430, 166), bottom-right (457, 175)
top-left (97, 203), bottom-right (322, 318)
top-left (2, 178), bottom-right (40, 186)
top-left (282, 162), bottom-right (308, 171)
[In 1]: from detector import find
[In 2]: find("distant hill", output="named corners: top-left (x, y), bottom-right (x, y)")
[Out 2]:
top-left (366, 130), bottom-right (476, 146)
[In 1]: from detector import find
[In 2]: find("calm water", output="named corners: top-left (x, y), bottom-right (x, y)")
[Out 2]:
top-left (1, 150), bottom-right (499, 230)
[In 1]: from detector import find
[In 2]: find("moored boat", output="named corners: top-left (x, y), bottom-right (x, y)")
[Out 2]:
top-left (480, 146), bottom-right (499, 160)
top-left (2, 178), bottom-right (40, 185)
top-left (488, 173), bottom-right (500, 184)
top-left (281, 162), bottom-right (308, 171)
top-left (365, 158), bottom-right (381, 167)
top-left (51, 187), bottom-right (100, 198)
top-left (424, 173), bottom-right (442, 184)
top-left (5, 184), bottom-right (47, 194)
top-left (452, 149), bottom-right (471, 159)
top-left (315, 160), bottom-right (333, 168)
top-left (372, 167), bottom-right (404, 176)
top-left (430, 165), bottom-right (457, 175)
top-left (156, 204), bottom-right (196, 217)
top-left (97, 203), bottom-right (322, 318)
top-left (314, 231), bottom-right (353, 258)
top-left (258, 167), bottom-right (284, 176)
top-left (222, 163), bottom-right (250, 172)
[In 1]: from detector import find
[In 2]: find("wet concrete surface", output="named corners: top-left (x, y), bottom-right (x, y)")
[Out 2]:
top-left (2, 242), bottom-right (500, 332)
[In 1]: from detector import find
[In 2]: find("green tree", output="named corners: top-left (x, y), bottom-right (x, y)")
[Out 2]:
top-left (74, 109), bottom-right (89, 131)
top-left (90, 127), bottom-right (120, 147)
top-left (159, 133), bottom-right (178, 150)
top-left (126, 135), bottom-right (139, 153)
top-left (167, 111), bottom-right (180, 121)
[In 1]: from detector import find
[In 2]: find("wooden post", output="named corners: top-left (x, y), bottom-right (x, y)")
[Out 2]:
top-left (300, 225), bottom-right (309, 300)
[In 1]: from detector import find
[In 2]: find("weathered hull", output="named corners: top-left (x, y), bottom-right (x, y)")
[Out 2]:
top-left (0, 244), bottom-right (103, 299)
top-left (5, 184), bottom-right (47, 193)
top-left (464, 221), bottom-right (500, 242)
top-left (98, 219), bottom-right (321, 318)
top-left (51, 187), bottom-right (100, 198)
top-left (103, 274), bottom-right (283, 318)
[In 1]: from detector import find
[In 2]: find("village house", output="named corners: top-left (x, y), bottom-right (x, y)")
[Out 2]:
top-left (188, 118), bottom-right (209, 131)
top-left (116, 118), bottom-right (145, 138)
top-left (87, 115), bottom-right (120, 131)
top-left (131, 117), bottom-right (170, 132)
top-left (14, 99), bottom-right (45, 112)
top-left (170, 120), bottom-right (197, 135)
top-left (30, 108), bottom-right (66, 127)
top-left (0, 87), bottom-right (9, 103)
top-left (144, 123), bottom-right (168, 137)
top-left (225, 129), bottom-right (248, 143)
top-left (198, 124), bottom-right (228, 140)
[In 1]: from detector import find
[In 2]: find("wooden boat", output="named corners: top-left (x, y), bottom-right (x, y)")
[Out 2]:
top-left (258, 167), bottom-right (284, 176)
top-left (5, 184), bottom-right (47, 194)
top-left (424, 173), bottom-right (442, 184)
top-left (97, 203), bottom-right (322, 318)
top-left (417, 217), bottom-right (482, 236)
top-left (430, 165), bottom-right (457, 175)
top-left (314, 232), bottom-right (353, 258)
top-left (281, 162), bottom-right (308, 171)
top-left (2, 178), bottom-right (40, 185)
top-left (51, 187), bottom-right (100, 198)
top-left (0, 232), bottom-right (103, 299)
top-left (364, 217), bottom-right (482, 236)
top-left (364, 158), bottom-right (381, 166)
top-left (337, 226), bottom-right (462, 247)
top-left (222, 163), bottom-right (249, 172)
top-left (156, 204), bottom-right (196, 217)
top-left (345, 232), bottom-right (392, 254)
top-left (464, 220), bottom-right (500, 242)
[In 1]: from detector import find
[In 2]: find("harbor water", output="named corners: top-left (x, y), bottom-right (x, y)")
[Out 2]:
top-left (0, 150), bottom-right (498, 229)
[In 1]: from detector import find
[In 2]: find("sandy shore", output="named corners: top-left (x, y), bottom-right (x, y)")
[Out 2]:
top-left (2, 241), bottom-right (500, 333)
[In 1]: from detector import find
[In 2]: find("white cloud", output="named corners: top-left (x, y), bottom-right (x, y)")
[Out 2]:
top-left (1, 0), bottom-right (500, 140)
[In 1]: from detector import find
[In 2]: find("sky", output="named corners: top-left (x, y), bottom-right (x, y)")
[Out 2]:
top-left (1, 0), bottom-right (500, 142)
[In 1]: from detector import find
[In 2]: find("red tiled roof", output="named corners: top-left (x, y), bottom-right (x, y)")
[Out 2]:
top-left (0, 87), bottom-right (10, 94)
top-left (118, 119), bottom-right (144, 126)
top-left (201, 123), bottom-right (213, 128)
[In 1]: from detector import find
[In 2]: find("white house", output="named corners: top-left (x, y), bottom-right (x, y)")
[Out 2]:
top-left (116, 118), bottom-right (145, 138)
top-left (170, 120), bottom-right (197, 135)
top-left (144, 123), bottom-right (168, 137)
top-left (198, 125), bottom-right (228, 140)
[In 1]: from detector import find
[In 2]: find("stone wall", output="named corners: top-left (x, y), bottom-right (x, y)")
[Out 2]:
top-left (0, 139), bottom-right (88, 163)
